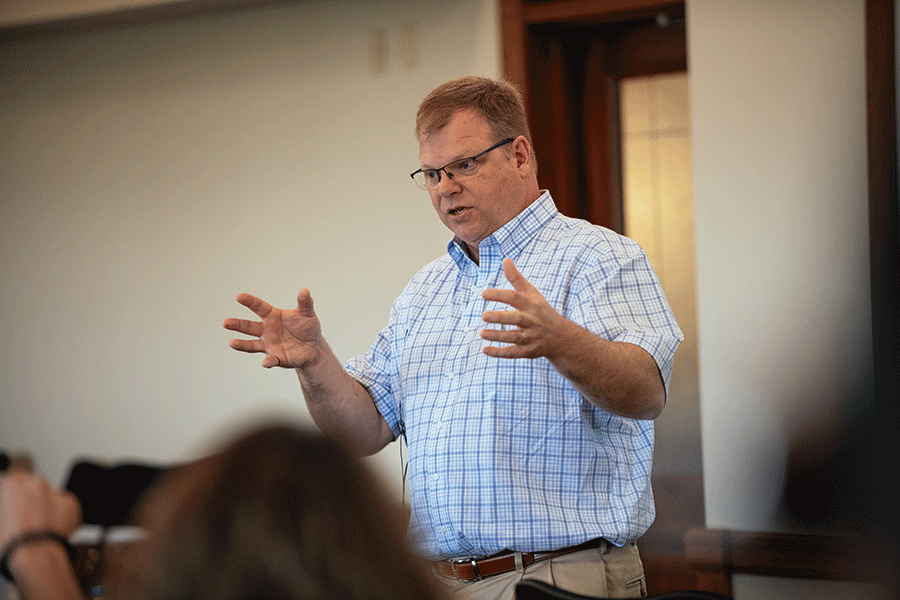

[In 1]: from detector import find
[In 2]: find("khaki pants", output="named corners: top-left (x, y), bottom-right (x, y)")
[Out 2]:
top-left (434, 542), bottom-right (647, 600)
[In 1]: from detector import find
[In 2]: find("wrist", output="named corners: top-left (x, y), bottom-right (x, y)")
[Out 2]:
top-left (542, 316), bottom-right (586, 364)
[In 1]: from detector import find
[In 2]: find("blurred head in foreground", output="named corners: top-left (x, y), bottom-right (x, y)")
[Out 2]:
top-left (106, 423), bottom-right (439, 600)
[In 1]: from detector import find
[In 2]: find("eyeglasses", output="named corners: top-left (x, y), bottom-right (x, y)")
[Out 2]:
top-left (410, 137), bottom-right (515, 190)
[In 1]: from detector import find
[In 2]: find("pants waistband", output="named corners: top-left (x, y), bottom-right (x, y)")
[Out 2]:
top-left (431, 538), bottom-right (609, 582)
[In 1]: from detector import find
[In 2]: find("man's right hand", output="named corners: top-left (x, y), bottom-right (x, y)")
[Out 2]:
top-left (223, 289), bottom-right (323, 369)
top-left (224, 289), bottom-right (394, 455)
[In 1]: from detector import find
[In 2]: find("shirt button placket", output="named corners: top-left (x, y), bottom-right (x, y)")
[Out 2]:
top-left (430, 332), bottom-right (461, 549)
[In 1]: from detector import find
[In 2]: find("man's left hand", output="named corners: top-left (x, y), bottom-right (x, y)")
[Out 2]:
top-left (480, 259), bottom-right (568, 359)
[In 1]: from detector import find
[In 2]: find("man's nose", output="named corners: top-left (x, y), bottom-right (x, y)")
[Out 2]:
top-left (437, 169), bottom-right (460, 194)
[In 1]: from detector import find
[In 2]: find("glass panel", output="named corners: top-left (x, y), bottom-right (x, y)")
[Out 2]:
top-left (621, 74), bottom-right (703, 561)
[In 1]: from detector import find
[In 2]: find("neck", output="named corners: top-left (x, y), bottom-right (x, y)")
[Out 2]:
top-left (464, 241), bottom-right (480, 265)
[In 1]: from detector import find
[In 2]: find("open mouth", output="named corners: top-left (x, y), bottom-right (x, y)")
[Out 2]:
top-left (448, 206), bottom-right (468, 216)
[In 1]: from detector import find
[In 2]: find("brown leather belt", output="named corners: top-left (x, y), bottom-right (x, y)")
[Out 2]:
top-left (431, 538), bottom-right (608, 582)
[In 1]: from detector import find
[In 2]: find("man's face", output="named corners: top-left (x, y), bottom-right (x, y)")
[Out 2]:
top-left (418, 110), bottom-right (529, 260)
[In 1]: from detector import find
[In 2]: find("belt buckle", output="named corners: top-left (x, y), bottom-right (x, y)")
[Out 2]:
top-left (453, 557), bottom-right (482, 582)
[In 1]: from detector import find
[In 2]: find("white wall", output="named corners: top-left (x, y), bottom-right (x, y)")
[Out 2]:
top-left (0, 0), bottom-right (500, 493)
top-left (689, 0), bottom-right (870, 533)
top-left (689, 0), bottom-right (874, 597)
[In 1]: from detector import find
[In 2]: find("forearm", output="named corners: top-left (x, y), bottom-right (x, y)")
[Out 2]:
top-left (547, 320), bottom-right (666, 420)
top-left (6, 543), bottom-right (83, 600)
top-left (296, 338), bottom-right (393, 456)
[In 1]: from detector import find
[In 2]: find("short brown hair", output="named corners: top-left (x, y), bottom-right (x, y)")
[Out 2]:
top-left (416, 76), bottom-right (532, 149)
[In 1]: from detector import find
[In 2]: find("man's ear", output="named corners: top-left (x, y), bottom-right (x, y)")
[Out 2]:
top-left (512, 136), bottom-right (532, 171)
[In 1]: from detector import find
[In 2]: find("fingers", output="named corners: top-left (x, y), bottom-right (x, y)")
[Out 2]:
top-left (480, 260), bottom-right (531, 344)
top-left (222, 317), bottom-right (263, 337)
top-left (225, 290), bottom-right (319, 369)
top-left (481, 309), bottom-right (520, 329)
top-left (481, 328), bottom-right (532, 359)
top-left (57, 491), bottom-right (82, 536)
top-left (482, 342), bottom-right (527, 359)
top-left (0, 472), bottom-right (83, 542)
top-left (223, 294), bottom-right (268, 339)
top-left (480, 261), bottom-right (562, 360)
top-left (227, 338), bottom-right (266, 354)
top-left (481, 261), bottom-right (535, 308)
top-left (260, 354), bottom-right (280, 369)
top-left (233, 290), bottom-right (314, 317)
top-left (480, 325), bottom-right (527, 345)
top-left (481, 288), bottom-right (521, 307)
top-left (501, 258), bottom-right (535, 292)
top-left (235, 293), bottom-right (274, 318)
top-left (223, 291), bottom-right (316, 333)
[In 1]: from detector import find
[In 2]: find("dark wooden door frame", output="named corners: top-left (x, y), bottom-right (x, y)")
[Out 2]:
top-left (500, 0), bottom-right (685, 231)
top-left (501, 0), bottom-right (683, 98)
top-left (866, 0), bottom-right (899, 424)
top-left (865, 3), bottom-right (900, 587)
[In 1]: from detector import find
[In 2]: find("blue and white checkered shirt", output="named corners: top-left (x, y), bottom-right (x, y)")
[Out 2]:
top-left (346, 192), bottom-right (683, 560)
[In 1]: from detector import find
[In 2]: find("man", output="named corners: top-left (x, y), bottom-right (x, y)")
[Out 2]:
top-left (224, 76), bottom-right (682, 599)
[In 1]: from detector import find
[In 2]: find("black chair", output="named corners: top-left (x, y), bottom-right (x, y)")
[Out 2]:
top-left (63, 460), bottom-right (166, 527)
top-left (62, 459), bottom-right (169, 595)
top-left (515, 579), bottom-right (734, 600)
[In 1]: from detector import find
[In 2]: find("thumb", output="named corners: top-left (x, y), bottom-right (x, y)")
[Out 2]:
top-left (296, 288), bottom-right (317, 318)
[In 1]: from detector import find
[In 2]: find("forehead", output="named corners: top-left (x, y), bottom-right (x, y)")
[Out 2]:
top-left (418, 109), bottom-right (493, 167)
